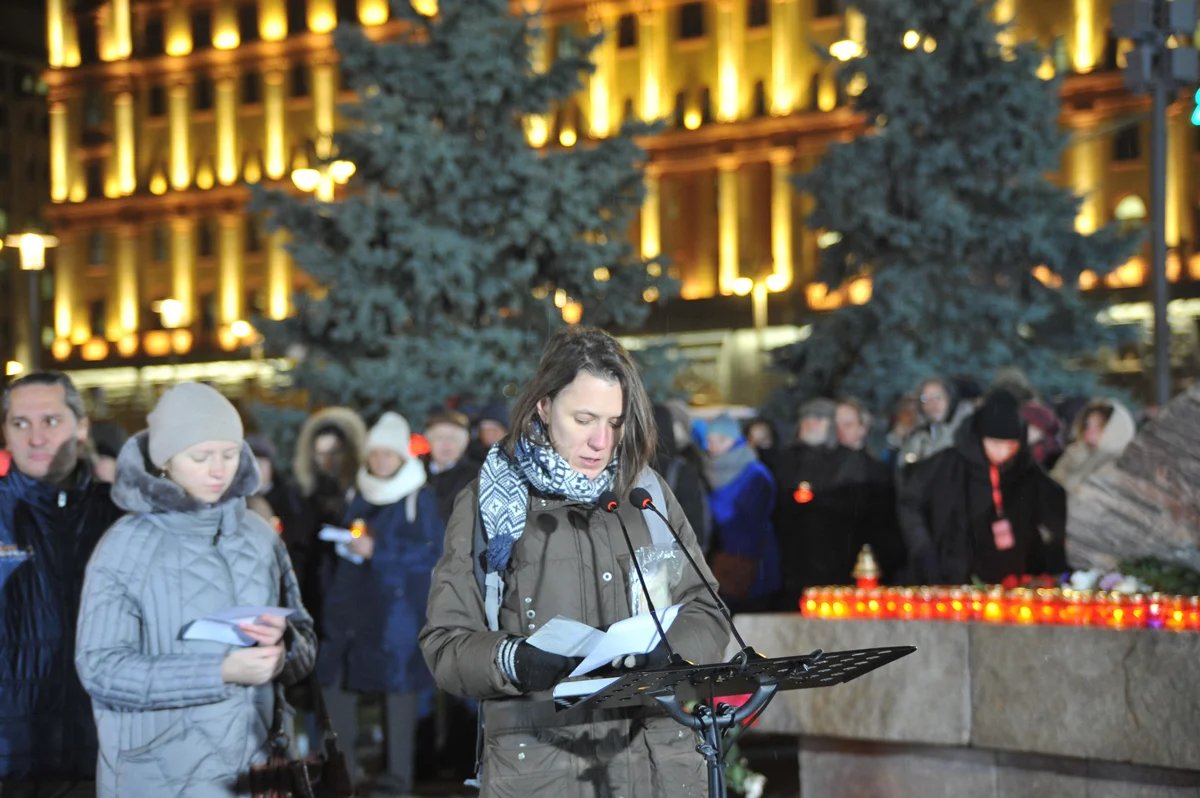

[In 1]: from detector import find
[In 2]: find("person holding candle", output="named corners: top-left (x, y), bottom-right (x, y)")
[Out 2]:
top-left (896, 389), bottom-right (1067, 585)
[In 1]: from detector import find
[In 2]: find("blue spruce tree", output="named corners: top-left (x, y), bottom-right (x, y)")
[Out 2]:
top-left (768, 0), bottom-right (1139, 418)
top-left (253, 0), bottom-right (668, 423)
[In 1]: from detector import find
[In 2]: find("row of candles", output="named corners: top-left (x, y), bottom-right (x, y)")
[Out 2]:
top-left (800, 585), bottom-right (1200, 631)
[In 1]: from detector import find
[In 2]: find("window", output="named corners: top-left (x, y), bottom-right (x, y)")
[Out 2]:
top-left (85, 161), bottom-right (104, 199)
top-left (0, 104), bottom-right (6, 129)
top-left (1113, 126), bottom-right (1140, 161)
top-left (621, 96), bottom-right (635, 124)
top-left (0, 153), bottom-right (9, 176)
top-left (151, 225), bottom-right (169, 262)
top-left (142, 12), bottom-right (165, 55)
top-left (290, 63), bottom-right (309, 97)
top-left (287, 0), bottom-right (307, 34)
top-left (191, 9), bottom-right (212, 51)
top-left (238, 4), bottom-right (260, 44)
top-left (88, 230), bottom-right (105, 265)
top-left (336, 0), bottom-right (357, 21)
top-left (679, 3), bottom-right (705, 40)
top-left (242, 70), bottom-right (261, 104)
top-left (78, 18), bottom-right (99, 63)
top-left (245, 217), bottom-right (262, 252)
top-left (90, 300), bottom-right (106, 338)
top-left (673, 90), bottom-right (687, 128)
top-left (148, 84), bottom-right (166, 117)
top-left (194, 76), bottom-right (214, 110)
top-left (748, 0), bottom-right (769, 28)
top-left (814, 0), bottom-right (839, 17)
top-left (197, 220), bottom-right (214, 257)
top-left (752, 80), bottom-right (767, 117)
top-left (617, 14), bottom-right (637, 49)
top-left (698, 86), bottom-right (712, 124)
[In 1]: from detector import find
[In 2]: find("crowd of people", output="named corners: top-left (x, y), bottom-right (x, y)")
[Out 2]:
top-left (0, 338), bottom-right (1140, 796)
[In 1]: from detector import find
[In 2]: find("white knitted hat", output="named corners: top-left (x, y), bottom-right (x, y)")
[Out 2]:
top-left (365, 411), bottom-right (412, 457)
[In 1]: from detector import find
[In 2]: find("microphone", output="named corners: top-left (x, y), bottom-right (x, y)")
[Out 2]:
top-left (629, 486), bottom-right (757, 661)
top-left (597, 490), bottom-right (680, 667)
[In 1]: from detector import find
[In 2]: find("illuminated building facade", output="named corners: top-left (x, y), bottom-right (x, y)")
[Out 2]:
top-left (33, 0), bottom-right (1200, 405)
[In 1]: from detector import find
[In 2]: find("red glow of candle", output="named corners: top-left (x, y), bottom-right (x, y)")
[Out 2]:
top-left (793, 481), bottom-right (814, 504)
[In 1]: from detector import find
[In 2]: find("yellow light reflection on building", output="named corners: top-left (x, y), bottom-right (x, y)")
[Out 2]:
top-left (105, 0), bottom-right (132, 60)
top-left (639, 9), bottom-right (665, 120)
top-left (114, 229), bottom-right (138, 337)
top-left (263, 69), bottom-right (286, 178)
top-left (166, 1), bottom-right (193, 56)
top-left (195, 158), bottom-right (215, 190)
top-left (716, 1), bottom-right (743, 122)
top-left (558, 126), bottom-right (577, 147)
top-left (771, 0), bottom-right (798, 115)
top-left (309, 0), bottom-right (337, 33)
top-left (47, 0), bottom-right (66, 67)
top-left (359, 0), bottom-right (390, 25)
top-left (903, 30), bottom-right (921, 50)
top-left (213, 1), bottom-right (240, 49)
top-left (115, 92), bottom-right (135, 195)
top-left (717, 158), bottom-right (740, 294)
top-left (641, 170), bottom-right (661, 261)
top-left (769, 150), bottom-right (794, 292)
top-left (169, 83), bottom-right (191, 189)
top-left (412, 0), bottom-right (438, 16)
top-left (313, 61), bottom-right (337, 141)
top-left (267, 229), bottom-right (291, 320)
top-left (53, 234), bottom-right (75, 340)
top-left (1072, 0), bottom-right (1095, 73)
top-left (218, 215), bottom-right (244, 326)
top-left (216, 76), bottom-right (238, 184)
top-left (588, 13), bottom-right (614, 138)
top-left (847, 276), bottom-right (873, 305)
top-left (260, 0), bottom-right (287, 40)
top-left (49, 102), bottom-right (68, 201)
top-left (525, 115), bottom-right (548, 147)
top-left (170, 218), bottom-right (196, 328)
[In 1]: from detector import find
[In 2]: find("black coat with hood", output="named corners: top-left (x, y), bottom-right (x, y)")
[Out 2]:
top-left (897, 419), bottom-right (1067, 585)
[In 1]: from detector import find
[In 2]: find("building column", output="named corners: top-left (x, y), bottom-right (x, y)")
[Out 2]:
top-left (770, 0), bottom-right (799, 115)
top-left (260, 0), bottom-right (288, 40)
top-left (168, 81), bottom-right (191, 189)
top-left (642, 165), bottom-right (662, 261)
top-left (308, 0), bottom-right (336, 33)
top-left (638, 7), bottom-right (667, 120)
top-left (312, 56), bottom-right (338, 146)
top-left (113, 89), bottom-right (135, 195)
top-left (266, 229), bottom-right (292, 320)
top-left (47, 0), bottom-right (67, 67)
top-left (588, 9), bottom-right (616, 138)
top-left (110, 226), bottom-right (138, 339)
top-left (218, 214), bottom-right (244, 327)
top-left (215, 70), bottom-right (239, 185)
top-left (1166, 105), bottom-right (1193, 251)
top-left (716, 0), bottom-right (745, 122)
top-left (358, 0), bottom-right (390, 25)
top-left (166, 0), bottom-right (192, 56)
top-left (717, 156), bottom-right (740, 294)
top-left (263, 65), bottom-right (287, 179)
top-left (769, 148), bottom-right (794, 289)
top-left (1072, 0), bottom-right (1098, 74)
top-left (53, 231), bottom-right (77, 345)
top-left (102, 0), bottom-right (131, 60)
top-left (1066, 120), bottom-right (1103, 234)
top-left (169, 217), bottom-right (196, 327)
top-left (49, 98), bottom-right (70, 202)
top-left (214, 0), bottom-right (240, 49)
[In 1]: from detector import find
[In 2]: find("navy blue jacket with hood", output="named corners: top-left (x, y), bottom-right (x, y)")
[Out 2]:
top-left (0, 457), bottom-right (122, 779)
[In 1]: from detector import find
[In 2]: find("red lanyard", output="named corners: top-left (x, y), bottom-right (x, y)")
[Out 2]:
top-left (989, 463), bottom-right (1005, 518)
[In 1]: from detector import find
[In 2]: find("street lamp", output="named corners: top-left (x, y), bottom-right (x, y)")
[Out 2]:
top-left (289, 136), bottom-right (356, 202)
top-left (3, 232), bottom-right (59, 372)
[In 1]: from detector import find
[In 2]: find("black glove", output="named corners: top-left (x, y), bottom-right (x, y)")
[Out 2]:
top-left (497, 637), bottom-right (579, 693)
top-left (610, 638), bottom-right (681, 670)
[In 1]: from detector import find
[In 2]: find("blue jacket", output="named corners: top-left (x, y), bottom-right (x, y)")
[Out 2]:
top-left (317, 487), bottom-right (444, 693)
top-left (0, 461), bottom-right (122, 779)
top-left (709, 456), bottom-right (781, 601)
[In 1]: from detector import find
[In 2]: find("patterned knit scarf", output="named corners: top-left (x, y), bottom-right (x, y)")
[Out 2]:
top-left (479, 426), bottom-right (616, 572)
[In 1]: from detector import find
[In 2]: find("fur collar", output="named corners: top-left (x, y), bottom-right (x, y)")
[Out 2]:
top-left (112, 431), bottom-right (261, 515)
top-left (356, 456), bottom-right (427, 506)
top-left (293, 407), bottom-right (367, 497)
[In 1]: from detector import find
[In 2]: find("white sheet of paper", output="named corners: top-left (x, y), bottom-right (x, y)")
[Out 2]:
top-left (181, 605), bottom-right (297, 647)
top-left (526, 616), bottom-right (606, 657)
top-left (318, 525), bottom-right (356, 543)
top-left (552, 675), bottom-right (620, 706)
top-left (569, 604), bottom-right (682, 678)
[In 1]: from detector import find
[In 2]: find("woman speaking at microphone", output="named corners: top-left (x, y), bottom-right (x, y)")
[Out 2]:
top-left (420, 327), bottom-right (727, 797)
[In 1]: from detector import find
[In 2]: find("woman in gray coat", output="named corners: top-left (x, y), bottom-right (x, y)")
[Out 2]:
top-left (76, 383), bottom-right (318, 797)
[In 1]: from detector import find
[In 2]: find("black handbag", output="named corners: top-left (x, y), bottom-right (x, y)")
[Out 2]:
top-left (247, 674), bottom-right (356, 798)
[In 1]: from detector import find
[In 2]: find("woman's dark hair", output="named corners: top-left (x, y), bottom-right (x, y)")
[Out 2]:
top-left (502, 327), bottom-right (655, 496)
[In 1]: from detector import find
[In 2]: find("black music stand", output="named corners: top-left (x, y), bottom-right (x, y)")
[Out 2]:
top-left (556, 645), bottom-right (916, 798)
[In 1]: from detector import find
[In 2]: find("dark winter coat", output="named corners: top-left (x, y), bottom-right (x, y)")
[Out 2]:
top-left (897, 422), bottom-right (1067, 585)
top-left (0, 458), bottom-right (122, 780)
top-left (419, 474), bottom-right (728, 798)
top-left (652, 403), bottom-right (712, 552)
top-left (426, 457), bottom-right (480, 522)
top-left (774, 444), bottom-right (899, 607)
top-left (317, 487), bottom-right (444, 693)
top-left (75, 433), bottom-right (317, 797)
